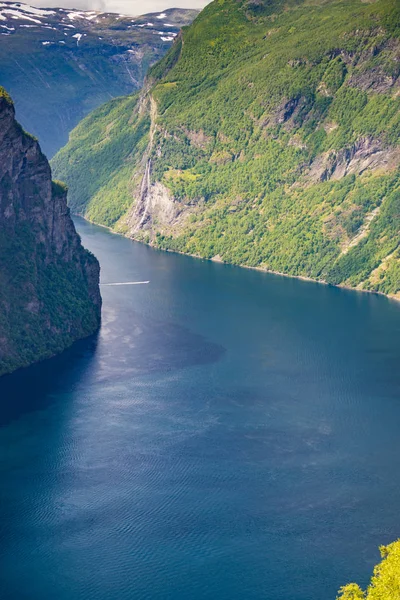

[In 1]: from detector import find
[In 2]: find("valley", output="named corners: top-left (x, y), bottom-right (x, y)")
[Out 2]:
top-left (0, 0), bottom-right (400, 598)
top-left (0, 1), bottom-right (197, 155)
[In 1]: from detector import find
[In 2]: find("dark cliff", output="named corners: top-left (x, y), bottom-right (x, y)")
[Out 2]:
top-left (0, 89), bottom-right (101, 376)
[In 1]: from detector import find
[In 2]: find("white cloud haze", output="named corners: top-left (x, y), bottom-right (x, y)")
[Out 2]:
top-left (31, 0), bottom-right (211, 16)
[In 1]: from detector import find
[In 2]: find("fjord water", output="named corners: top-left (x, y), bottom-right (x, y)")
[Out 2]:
top-left (1, 218), bottom-right (400, 600)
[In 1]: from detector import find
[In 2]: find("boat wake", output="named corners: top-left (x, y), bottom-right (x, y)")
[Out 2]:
top-left (101, 281), bottom-right (150, 286)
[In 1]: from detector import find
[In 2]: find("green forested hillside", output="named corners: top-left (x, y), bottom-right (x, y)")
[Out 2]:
top-left (52, 0), bottom-right (400, 298)
top-left (337, 540), bottom-right (400, 599)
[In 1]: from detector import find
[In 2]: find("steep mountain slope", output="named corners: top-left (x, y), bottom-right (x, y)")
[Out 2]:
top-left (53, 0), bottom-right (400, 299)
top-left (0, 88), bottom-right (101, 376)
top-left (0, 2), bottom-right (197, 156)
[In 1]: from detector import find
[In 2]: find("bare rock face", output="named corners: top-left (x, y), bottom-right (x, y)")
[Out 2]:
top-left (128, 166), bottom-right (183, 236)
top-left (347, 38), bottom-right (400, 94)
top-left (308, 137), bottom-right (400, 182)
top-left (0, 91), bottom-right (101, 376)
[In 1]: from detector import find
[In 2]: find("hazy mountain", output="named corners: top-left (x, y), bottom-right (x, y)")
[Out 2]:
top-left (0, 1), bottom-right (197, 155)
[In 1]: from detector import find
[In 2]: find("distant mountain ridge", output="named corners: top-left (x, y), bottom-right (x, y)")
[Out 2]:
top-left (0, 1), bottom-right (198, 156)
top-left (53, 0), bottom-right (400, 298)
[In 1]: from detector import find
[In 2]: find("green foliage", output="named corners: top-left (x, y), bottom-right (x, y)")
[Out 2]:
top-left (53, 0), bottom-right (400, 296)
top-left (0, 216), bottom-right (99, 376)
top-left (52, 94), bottom-right (150, 224)
top-left (337, 583), bottom-right (365, 600)
top-left (148, 36), bottom-right (183, 81)
top-left (0, 86), bottom-right (13, 105)
top-left (51, 180), bottom-right (68, 197)
top-left (327, 179), bottom-right (400, 287)
top-left (338, 540), bottom-right (400, 600)
top-left (323, 58), bottom-right (347, 94)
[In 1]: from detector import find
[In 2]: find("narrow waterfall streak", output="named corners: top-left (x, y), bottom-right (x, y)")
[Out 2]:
top-left (101, 281), bottom-right (150, 286)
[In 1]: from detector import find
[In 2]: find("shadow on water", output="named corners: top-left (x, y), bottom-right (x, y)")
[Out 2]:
top-left (0, 332), bottom-right (100, 428)
top-left (0, 308), bottom-right (227, 428)
top-left (95, 302), bottom-right (227, 383)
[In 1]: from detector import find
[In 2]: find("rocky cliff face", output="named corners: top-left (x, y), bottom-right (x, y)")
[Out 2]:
top-left (0, 90), bottom-right (101, 376)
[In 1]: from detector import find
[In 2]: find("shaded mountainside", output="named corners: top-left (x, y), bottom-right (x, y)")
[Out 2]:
top-left (0, 2), bottom-right (197, 157)
top-left (0, 89), bottom-right (101, 376)
top-left (53, 0), bottom-right (400, 299)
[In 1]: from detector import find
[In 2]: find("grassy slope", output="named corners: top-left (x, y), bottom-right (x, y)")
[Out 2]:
top-left (52, 0), bottom-right (400, 297)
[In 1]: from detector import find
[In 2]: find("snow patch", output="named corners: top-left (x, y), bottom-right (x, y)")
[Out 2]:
top-left (72, 32), bottom-right (82, 44)
top-left (67, 11), bottom-right (94, 21)
top-left (157, 13), bottom-right (166, 19)
top-left (0, 2), bottom-right (58, 23)
top-left (0, 3), bottom-right (54, 16)
top-left (6, 10), bottom-right (42, 23)
top-left (66, 9), bottom-right (101, 21)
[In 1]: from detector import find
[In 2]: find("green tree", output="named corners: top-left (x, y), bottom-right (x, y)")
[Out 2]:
top-left (338, 541), bottom-right (400, 600)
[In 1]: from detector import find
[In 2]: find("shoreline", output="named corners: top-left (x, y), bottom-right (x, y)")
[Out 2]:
top-left (75, 214), bottom-right (400, 305)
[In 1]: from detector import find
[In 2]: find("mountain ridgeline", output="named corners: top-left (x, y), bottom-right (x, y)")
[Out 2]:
top-left (53, 0), bottom-right (400, 299)
top-left (0, 89), bottom-right (101, 376)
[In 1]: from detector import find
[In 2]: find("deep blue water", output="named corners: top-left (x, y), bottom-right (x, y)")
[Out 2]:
top-left (1, 217), bottom-right (400, 600)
